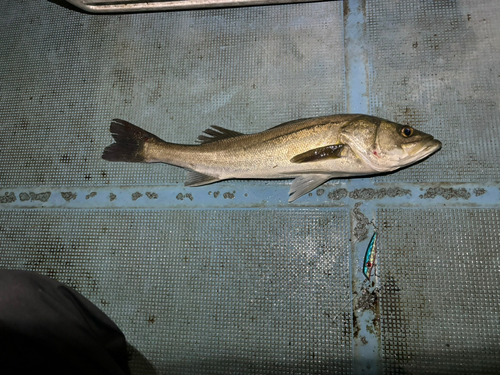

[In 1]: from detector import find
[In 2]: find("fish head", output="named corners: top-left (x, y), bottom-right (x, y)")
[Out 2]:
top-left (340, 115), bottom-right (442, 172)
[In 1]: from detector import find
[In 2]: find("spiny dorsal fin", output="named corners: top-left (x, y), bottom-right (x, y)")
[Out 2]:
top-left (196, 126), bottom-right (244, 144)
top-left (290, 144), bottom-right (344, 164)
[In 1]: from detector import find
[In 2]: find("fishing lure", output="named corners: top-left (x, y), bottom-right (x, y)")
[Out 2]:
top-left (363, 232), bottom-right (378, 280)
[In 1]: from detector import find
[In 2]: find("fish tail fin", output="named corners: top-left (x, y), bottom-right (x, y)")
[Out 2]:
top-left (102, 119), bottom-right (168, 163)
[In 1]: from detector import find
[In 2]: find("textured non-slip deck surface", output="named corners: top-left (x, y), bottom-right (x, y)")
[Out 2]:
top-left (0, 208), bottom-right (352, 374)
top-left (368, 1), bottom-right (500, 183)
top-left (1, 1), bottom-right (499, 374)
top-left (0, 1), bottom-right (344, 187)
top-left (377, 208), bottom-right (500, 374)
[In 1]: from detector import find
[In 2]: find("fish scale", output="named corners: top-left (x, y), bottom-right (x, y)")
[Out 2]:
top-left (103, 114), bottom-right (441, 202)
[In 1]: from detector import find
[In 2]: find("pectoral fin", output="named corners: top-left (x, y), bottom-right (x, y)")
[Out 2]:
top-left (290, 145), bottom-right (344, 164)
top-left (288, 174), bottom-right (332, 202)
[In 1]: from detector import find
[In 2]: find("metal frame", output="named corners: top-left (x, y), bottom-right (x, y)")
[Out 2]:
top-left (66, 0), bottom-right (325, 13)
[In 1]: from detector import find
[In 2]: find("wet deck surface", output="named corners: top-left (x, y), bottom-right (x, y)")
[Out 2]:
top-left (1, 1), bottom-right (499, 374)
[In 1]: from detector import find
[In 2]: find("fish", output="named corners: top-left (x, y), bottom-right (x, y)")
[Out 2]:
top-left (363, 232), bottom-right (378, 280)
top-left (102, 114), bottom-right (442, 202)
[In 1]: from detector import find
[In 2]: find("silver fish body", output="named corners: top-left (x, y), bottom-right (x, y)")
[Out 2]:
top-left (102, 114), bottom-right (442, 202)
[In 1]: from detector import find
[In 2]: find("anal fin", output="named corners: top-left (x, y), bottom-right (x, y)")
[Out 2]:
top-left (185, 170), bottom-right (221, 187)
top-left (288, 174), bottom-right (332, 202)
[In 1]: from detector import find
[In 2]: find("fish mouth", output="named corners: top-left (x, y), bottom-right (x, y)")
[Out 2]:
top-left (420, 138), bottom-right (442, 157)
top-left (403, 138), bottom-right (441, 165)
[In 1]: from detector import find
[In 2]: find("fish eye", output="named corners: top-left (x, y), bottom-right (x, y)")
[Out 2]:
top-left (366, 262), bottom-right (372, 267)
top-left (401, 127), bottom-right (414, 137)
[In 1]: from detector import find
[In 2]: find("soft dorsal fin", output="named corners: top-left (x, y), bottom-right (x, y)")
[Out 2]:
top-left (290, 144), bottom-right (344, 163)
top-left (196, 126), bottom-right (244, 144)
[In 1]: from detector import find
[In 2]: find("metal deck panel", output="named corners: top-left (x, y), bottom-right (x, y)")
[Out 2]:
top-left (1, 1), bottom-right (499, 374)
